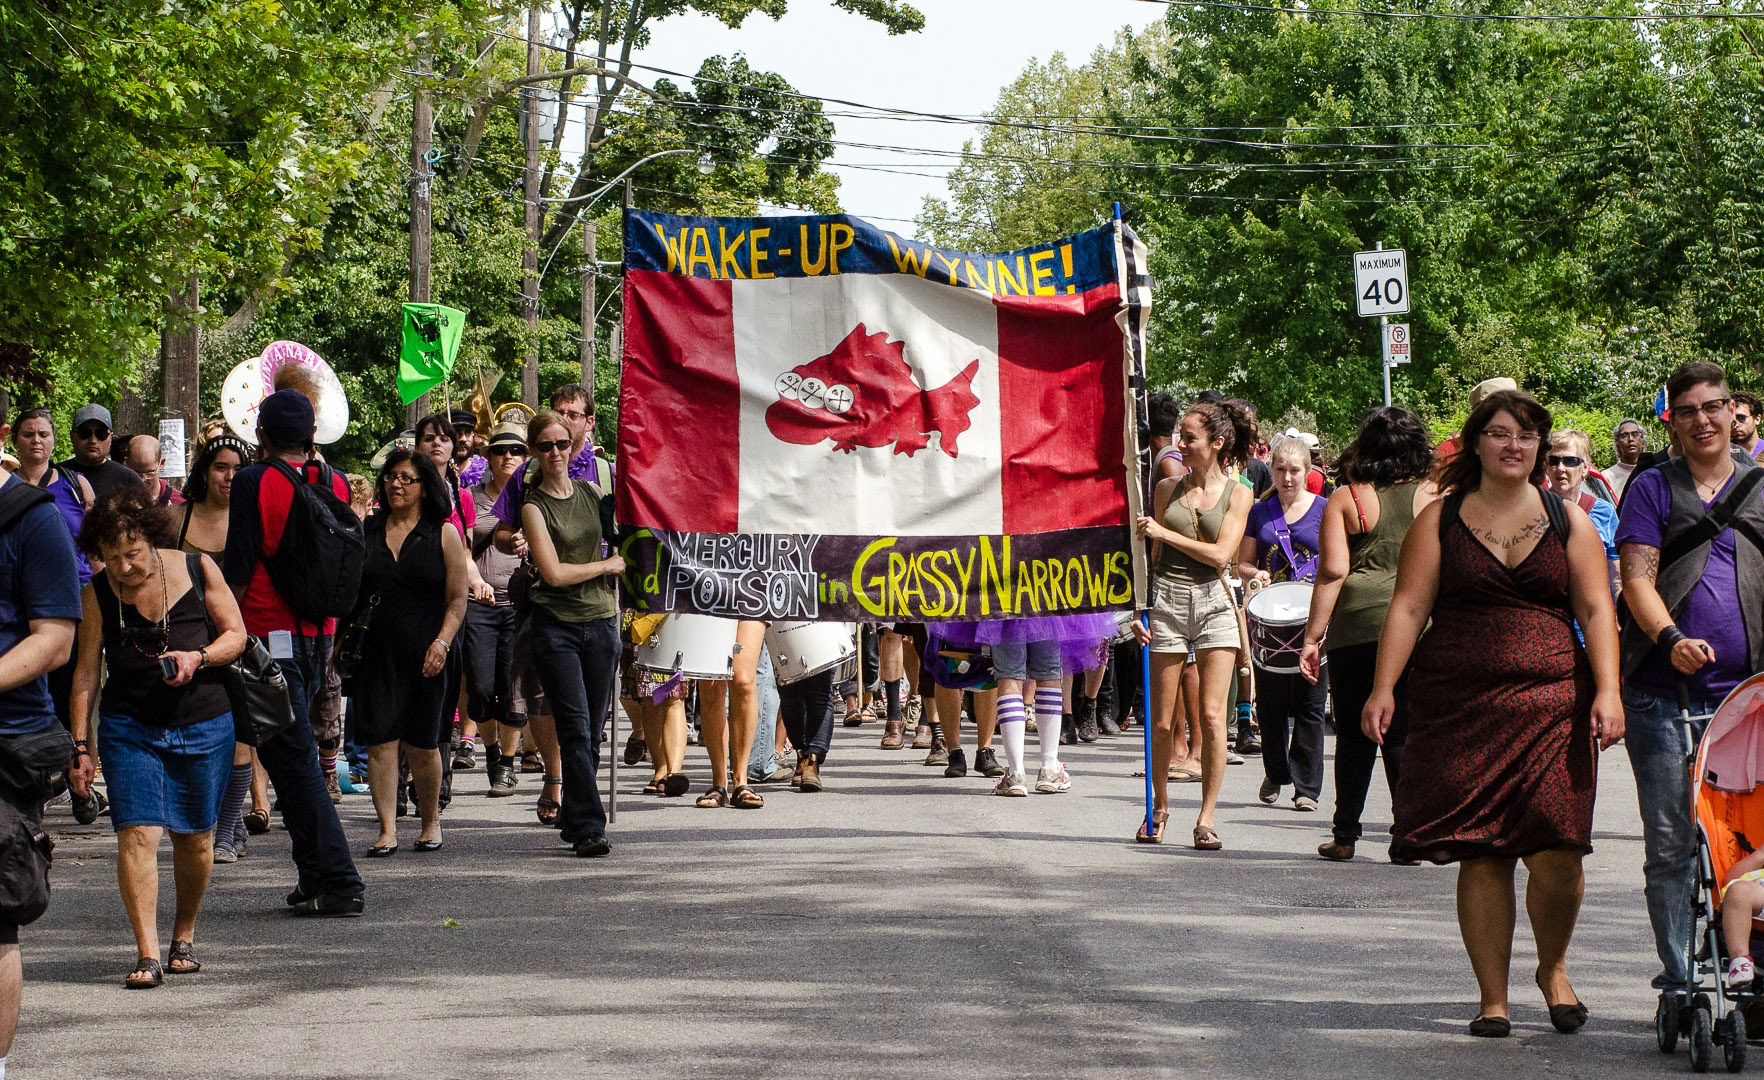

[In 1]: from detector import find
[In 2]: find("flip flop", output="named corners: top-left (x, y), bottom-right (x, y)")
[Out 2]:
top-left (1169, 768), bottom-right (1203, 783)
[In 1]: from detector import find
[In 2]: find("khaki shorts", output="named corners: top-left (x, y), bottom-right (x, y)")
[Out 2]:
top-left (1149, 576), bottom-right (1240, 655)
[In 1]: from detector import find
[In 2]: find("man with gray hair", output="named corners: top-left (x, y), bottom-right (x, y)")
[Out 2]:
top-left (123, 435), bottom-right (181, 507)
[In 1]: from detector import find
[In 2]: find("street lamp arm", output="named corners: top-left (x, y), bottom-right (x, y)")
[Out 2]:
top-left (539, 149), bottom-right (700, 206)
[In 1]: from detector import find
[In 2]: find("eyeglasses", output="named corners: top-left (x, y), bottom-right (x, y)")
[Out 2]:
top-left (533, 439), bottom-right (571, 454)
top-left (1669, 398), bottom-right (1731, 424)
top-left (1546, 455), bottom-right (1585, 468)
top-left (385, 473), bottom-right (421, 487)
top-left (487, 445), bottom-right (526, 458)
top-left (555, 409), bottom-right (588, 422)
top-left (1481, 429), bottom-right (1541, 448)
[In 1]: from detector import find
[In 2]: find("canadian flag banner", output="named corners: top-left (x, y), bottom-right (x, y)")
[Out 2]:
top-left (617, 208), bottom-right (1151, 622)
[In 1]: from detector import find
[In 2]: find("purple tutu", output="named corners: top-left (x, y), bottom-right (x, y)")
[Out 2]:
top-left (930, 614), bottom-right (1119, 676)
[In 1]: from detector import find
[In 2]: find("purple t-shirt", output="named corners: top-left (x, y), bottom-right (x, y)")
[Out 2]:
top-left (1616, 467), bottom-right (1755, 700)
top-left (1246, 496), bottom-right (1324, 582)
top-left (491, 444), bottom-right (605, 527)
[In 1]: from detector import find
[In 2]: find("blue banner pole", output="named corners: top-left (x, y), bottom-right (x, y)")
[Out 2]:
top-left (1140, 619), bottom-right (1154, 837)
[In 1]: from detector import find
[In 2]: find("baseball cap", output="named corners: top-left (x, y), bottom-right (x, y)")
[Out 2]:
top-left (72, 404), bottom-right (112, 432)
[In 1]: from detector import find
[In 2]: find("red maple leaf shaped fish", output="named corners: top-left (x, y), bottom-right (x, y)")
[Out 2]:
top-left (763, 324), bottom-right (981, 458)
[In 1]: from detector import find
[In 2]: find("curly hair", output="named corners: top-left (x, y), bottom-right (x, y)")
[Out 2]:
top-left (181, 435), bottom-right (252, 504)
top-left (79, 488), bottom-right (178, 557)
top-left (1187, 398), bottom-right (1257, 468)
top-left (1435, 389), bottom-right (1553, 494)
top-left (1335, 406), bottom-right (1435, 488)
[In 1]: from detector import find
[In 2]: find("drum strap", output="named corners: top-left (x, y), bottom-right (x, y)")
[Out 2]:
top-left (1271, 513), bottom-right (1318, 582)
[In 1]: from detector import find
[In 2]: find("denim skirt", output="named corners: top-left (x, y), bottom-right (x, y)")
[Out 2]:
top-left (99, 711), bottom-right (234, 834)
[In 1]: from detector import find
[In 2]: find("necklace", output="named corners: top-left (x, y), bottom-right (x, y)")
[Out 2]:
top-left (1695, 462), bottom-right (1736, 500)
top-left (119, 552), bottom-right (171, 661)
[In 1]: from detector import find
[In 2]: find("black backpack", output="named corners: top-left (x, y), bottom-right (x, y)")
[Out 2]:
top-left (260, 459), bottom-right (365, 623)
top-left (1439, 487), bottom-right (1571, 545)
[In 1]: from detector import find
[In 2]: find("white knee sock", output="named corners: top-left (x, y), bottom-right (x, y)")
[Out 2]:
top-left (997, 693), bottom-right (1026, 776)
top-left (1035, 686), bottom-right (1064, 769)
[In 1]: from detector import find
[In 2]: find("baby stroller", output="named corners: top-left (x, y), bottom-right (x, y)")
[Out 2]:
top-left (1659, 672), bottom-right (1764, 1072)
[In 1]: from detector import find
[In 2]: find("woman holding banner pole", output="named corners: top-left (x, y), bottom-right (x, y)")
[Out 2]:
top-left (1134, 399), bottom-right (1256, 848)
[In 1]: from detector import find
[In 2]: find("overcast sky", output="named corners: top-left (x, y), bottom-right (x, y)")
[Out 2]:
top-left (630, 1), bottom-right (1161, 237)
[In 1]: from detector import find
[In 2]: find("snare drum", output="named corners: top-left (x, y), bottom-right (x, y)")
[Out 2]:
top-left (634, 614), bottom-right (740, 680)
top-left (1245, 581), bottom-right (1313, 674)
top-left (764, 621), bottom-right (857, 685)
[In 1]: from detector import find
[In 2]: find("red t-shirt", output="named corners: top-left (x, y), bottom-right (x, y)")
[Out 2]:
top-left (223, 459), bottom-right (350, 636)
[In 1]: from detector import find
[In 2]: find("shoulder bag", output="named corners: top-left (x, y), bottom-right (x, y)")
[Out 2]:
top-left (186, 553), bottom-right (295, 746)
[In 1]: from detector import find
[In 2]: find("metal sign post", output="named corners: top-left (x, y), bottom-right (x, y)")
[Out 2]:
top-left (1354, 243), bottom-right (1410, 405)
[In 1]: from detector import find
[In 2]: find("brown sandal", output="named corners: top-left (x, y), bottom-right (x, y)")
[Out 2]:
top-left (1135, 809), bottom-right (1168, 844)
top-left (730, 785), bottom-right (765, 809)
top-left (1192, 825), bottom-right (1223, 851)
top-left (167, 940), bottom-right (200, 974)
top-left (696, 786), bottom-right (728, 808)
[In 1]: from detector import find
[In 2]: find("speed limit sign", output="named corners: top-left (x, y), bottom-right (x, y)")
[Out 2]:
top-left (1354, 248), bottom-right (1410, 317)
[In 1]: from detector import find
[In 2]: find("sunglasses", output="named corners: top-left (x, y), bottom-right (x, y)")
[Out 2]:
top-left (76, 425), bottom-right (110, 439)
top-left (487, 445), bottom-right (527, 458)
top-left (533, 439), bottom-right (571, 454)
top-left (1546, 455), bottom-right (1585, 468)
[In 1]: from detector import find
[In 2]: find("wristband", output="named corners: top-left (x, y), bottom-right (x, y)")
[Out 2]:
top-left (434, 638), bottom-right (451, 652)
top-left (1657, 625), bottom-right (1688, 652)
top-left (73, 739), bottom-right (89, 751)
top-left (197, 647), bottom-right (209, 669)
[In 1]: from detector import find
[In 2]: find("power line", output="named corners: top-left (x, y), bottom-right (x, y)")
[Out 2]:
top-left (1132, 0), bottom-right (1764, 20)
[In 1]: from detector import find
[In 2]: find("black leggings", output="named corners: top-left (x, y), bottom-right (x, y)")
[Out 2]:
top-left (1324, 641), bottom-right (1406, 845)
top-left (780, 669), bottom-right (837, 763)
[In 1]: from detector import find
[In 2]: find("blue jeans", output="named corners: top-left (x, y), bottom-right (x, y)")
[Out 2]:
top-left (748, 646), bottom-right (784, 782)
top-left (1624, 685), bottom-right (1718, 990)
top-left (529, 611), bottom-right (618, 844)
top-left (260, 633), bottom-right (363, 900)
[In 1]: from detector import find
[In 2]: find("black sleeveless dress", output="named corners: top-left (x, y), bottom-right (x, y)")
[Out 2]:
top-left (1391, 499), bottom-right (1596, 863)
top-left (353, 516), bottom-right (450, 750)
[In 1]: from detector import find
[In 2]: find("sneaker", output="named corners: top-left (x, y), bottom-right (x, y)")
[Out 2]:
top-left (975, 747), bottom-right (1005, 778)
top-left (1225, 749), bottom-right (1246, 766)
top-left (943, 748), bottom-right (968, 778)
top-left (1294, 796), bottom-right (1318, 812)
top-left (756, 761), bottom-right (795, 784)
top-left (1729, 955), bottom-right (1756, 988)
top-left (452, 742), bottom-right (477, 771)
top-left (326, 771), bottom-right (343, 805)
top-left (993, 771), bottom-right (1028, 797)
top-left (910, 723), bottom-right (933, 750)
top-left (212, 843), bottom-right (240, 865)
top-left (487, 764), bottom-right (518, 797)
top-left (924, 739), bottom-right (949, 767)
top-left (1258, 778), bottom-right (1280, 804)
top-left (1034, 764), bottom-right (1072, 793)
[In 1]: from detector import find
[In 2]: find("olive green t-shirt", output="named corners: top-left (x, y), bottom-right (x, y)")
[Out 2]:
top-left (527, 481), bottom-right (617, 623)
top-left (1330, 481), bottom-right (1421, 650)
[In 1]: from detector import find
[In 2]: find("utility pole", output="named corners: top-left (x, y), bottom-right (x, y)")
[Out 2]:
top-left (520, 3), bottom-right (542, 407)
top-left (161, 273), bottom-right (200, 470)
top-left (408, 74), bottom-right (434, 427)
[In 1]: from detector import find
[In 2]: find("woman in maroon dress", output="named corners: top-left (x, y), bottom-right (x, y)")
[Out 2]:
top-left (1364, 389), bottom-right (1624, 1038)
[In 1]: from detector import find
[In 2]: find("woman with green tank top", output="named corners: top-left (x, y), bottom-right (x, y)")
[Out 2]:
top-left (520, 409), bottom-right (624, 858)
top-left (1133, 399), bottom-right (1257, 849)
top-left (1299, 406), bottom-right (1438, 862)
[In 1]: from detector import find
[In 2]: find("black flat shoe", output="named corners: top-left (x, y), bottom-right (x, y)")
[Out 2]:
top-left (289, 892), bottom-right (364, 918)
top-left (1547, 1002), bottom-right (1588, 1033)
top-left (413, 839), bottom-right (442, 853)
top-left (1469, 1016), bottom-right (1511, 1038)
top-left (366, 843), bottom-right (398, 858)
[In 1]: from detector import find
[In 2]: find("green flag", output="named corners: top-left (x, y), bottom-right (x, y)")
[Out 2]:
top-left (398, 303), bottom-right (467, 404)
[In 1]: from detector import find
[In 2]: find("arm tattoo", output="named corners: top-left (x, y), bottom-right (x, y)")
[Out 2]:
top-left (1621, 543), bottom-right (1660, 584)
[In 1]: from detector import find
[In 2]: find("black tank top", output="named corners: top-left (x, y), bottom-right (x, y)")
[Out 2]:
top-left (94, 553), bottom-right (230, 728)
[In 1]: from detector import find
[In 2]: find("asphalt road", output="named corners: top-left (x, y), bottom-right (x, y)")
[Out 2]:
top-left (17, 717), bottom-right (1685, 1079)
